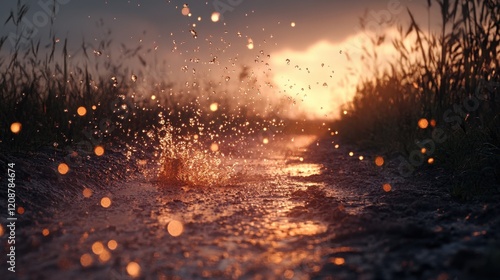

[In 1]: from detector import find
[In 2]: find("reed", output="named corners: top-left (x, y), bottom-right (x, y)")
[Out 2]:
top-left (337, 0), bottom-right (499, 198)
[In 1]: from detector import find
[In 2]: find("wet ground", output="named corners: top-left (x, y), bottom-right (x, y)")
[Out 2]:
top-left (2, 134), bottom-right (500, 279)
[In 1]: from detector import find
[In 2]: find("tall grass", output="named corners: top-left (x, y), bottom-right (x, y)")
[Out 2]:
top-left (0, 2), bottom-right (284, 154)
top-left (338, 0), bottom-right (499, 198)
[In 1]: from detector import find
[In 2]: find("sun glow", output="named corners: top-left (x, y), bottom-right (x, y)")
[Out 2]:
top-left (270, 28), bottom-right (415, 120)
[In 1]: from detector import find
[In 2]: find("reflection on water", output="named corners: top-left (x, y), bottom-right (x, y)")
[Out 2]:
top-left (148, 134), bottom-right (332, 278)
top-left (283, 163), bottom-right (323, 177)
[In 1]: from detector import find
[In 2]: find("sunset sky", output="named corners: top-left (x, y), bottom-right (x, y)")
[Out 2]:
top-left (1, 0), bottom-right (438, 119)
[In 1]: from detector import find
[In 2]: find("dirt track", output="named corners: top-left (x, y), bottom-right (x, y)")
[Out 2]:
top-left (3, 134), bottom-right (500, 279)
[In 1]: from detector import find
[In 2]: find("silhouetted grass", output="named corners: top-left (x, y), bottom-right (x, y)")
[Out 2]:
top-left (337, 0), bottom-right (499, 199)
top-left (0, 2), bottom-right (284, 155)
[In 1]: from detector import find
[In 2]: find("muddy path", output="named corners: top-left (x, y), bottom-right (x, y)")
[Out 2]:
top-left (3, 134), bottom-right (500, 280)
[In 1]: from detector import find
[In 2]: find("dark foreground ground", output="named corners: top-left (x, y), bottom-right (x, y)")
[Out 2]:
top-left (1, 134), bottom-right (500, 280)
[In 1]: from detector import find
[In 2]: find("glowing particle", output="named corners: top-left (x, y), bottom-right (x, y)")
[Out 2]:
top-left (413, 82), bottom-right (419, 89)
top-left (299, 157), bottom-right (304, 162)
top-left (17, 207), bottom-right (25, 214)
top-left (42, 228), bottom-right (50, 236)
top-left (358, 156), bottom-right (364, 161)
top-left (82, 188), bottom-right (93, 198)
top-left (430, 119), bottom-right (437, 127)
top-left (210, 103), bottom-right (218, 112)
top-left (58, 163), bottom-right (69, 175)
top-left (181, 4), bottom-right (190, 16)
top-left (209, 143), bottom-right (219, 152)
top-left (94, 146), bottom-right (105, 156)
top-left (383, 183), bottom-right (392, 192)
top-left (375, 156), bottom-right (384, 166)
top-left (98, 249), bottom-right (111, 263)
top-left (167, 220), bottom-right (184, 237)
top-left (10, 122), bottom-right (22, 134)
top-left (290, 22), bottom-right (296, 27)
top-left (343, 110), bottom-right (348, 115)
top-left (349, 152), bottom-right (354, 157)
top-left (332, 257), bottom-right (345, 265)
top-left (100, 197), bottom-right (112, 208)
top-left (80, 253), bottom-right (93, 267)
top-left (284, 269), bottom-right (294, 279)
top-left (151, 95), bottom-right (157, 100)
top-left (418, 118), bottom-right (429, 129)
top-left (428, 158), bottom-right (435, 164)
top-left (127, 262), bottom-right (141, 278)
top-left (211, 12), bottom-right (220, 22)
top-left (92, 105), bottom-right (97, 110)
top-left (92, 241), bottom-right (104, 255)
top-left (0, 225), bottom-right (3, 236)
top-left (77, 106), bottom-right (87, 116)
top-left (247, 38), bottom-right (254, 50)
top-left (421, 148), bottom-right (427, 154)
top-left (131, 74), bottom-right (137, 82)
top-left (263, 138), bottom-right (269, 144)
top-left (334, 144), bottom-right (339, 149)
top-left (108, 240), bottom-right (118, 250)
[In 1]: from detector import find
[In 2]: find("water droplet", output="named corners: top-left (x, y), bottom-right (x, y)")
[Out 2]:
top-left (211, 12), bottom-right (220, 22)
top-left (190, 29), bottom-right (198, 38)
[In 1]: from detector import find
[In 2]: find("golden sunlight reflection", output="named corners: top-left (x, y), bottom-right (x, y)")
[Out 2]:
top-left (283, 163), bottom-right (322, 177)
top-left (10, 122), bottom-right (22, 134)
top-left (167, 220), bottom-right (184, 237)
top-left (270, 28), bottom-right (411, 120)
top-left (126, 261), bottom-right (141, 278)
top-left (210, 102), bottom-right (218, 112)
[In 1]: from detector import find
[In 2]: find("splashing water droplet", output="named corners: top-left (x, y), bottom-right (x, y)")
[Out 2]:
top-left (190, 29), bottom-right (198, 38)
top-left (211, 12), bottom-right (220, 22)
top-left (181, 4), bottom-right (190, 16)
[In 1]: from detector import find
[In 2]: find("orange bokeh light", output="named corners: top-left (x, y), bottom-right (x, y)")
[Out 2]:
top-left (10, 122), bottom-right (22, 134)
top-left (167, 220), bottom-right (184, 237)
top-left (418, 118), bottom-right (429, 129)
top-left (108, 240), bottom-right (118, 250)
top-left (83, 188), bottom-right (93, 198)
top-left (375, 156), bottom-right (384, 166)
top-left (58, 163), bottom-right (69, 175)
top-left (100, 197), bottom-right (112, 208)
top-left (94, 146), bottom-right (105, 156)
top-left (17, 206), bottom-right (25, 214)
top-left (383, 183), bottom-right (392, 192)
top-left (80, 253), bottom-right (93, 267)
top-left (127, 262), bottom-right (141, 278)
top-left (77, 106), bottom-right (87, 116)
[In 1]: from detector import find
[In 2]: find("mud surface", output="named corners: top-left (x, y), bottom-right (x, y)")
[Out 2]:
top-left (2, 134), bottom-right (500, 280)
